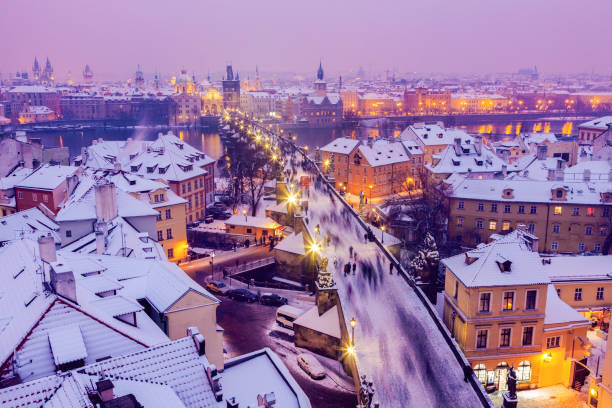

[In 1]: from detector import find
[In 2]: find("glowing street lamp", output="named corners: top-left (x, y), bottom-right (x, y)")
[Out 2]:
top-left (242, 209), bottom-right (247, 222)
top-left (350, 317), bottom-right (356, 345)
top-left (381, 225), bottom-right (385, 243)
top-left (210, 251), bottom-right (216, 278)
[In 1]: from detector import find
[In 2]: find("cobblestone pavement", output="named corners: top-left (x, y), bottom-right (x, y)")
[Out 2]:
top-left (490, 385), bottom-right (588, 408)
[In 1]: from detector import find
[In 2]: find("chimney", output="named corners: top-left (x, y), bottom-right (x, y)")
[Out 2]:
top-left (95, 228), bottom-right (105, 255)
top-left (583, 169), bottom-right (591, 182)
top-left (226, 397), bottom-right (239, 408)
top-left (95, 182), bottom-right (118, 222)
top-left (50, 263), bottom-right (77, 303)
top-left (502, 164), bottom-right (508, 178)
top-left (80, 147), bottom-right (87, 162)
top-left (38, 234), bottom-right (56, 263)
top-left (474, 136), bottom-right (482, 155)
top-left (114, 162), bottom-right (121, 172)
top-left (187, 326), bottom-right (206, 356)
top-left (96, 379), bottom-right (115, 403)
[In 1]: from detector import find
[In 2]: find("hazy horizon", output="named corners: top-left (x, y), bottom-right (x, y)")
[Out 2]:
top-left (1, 0), bottom-right (611, 80)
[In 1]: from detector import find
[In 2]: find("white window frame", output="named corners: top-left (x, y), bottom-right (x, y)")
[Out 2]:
top-left (522, 326), bottom-right (535, 346)
top-left (478, 292), bottom-right (492, 313)
top-left (499, 327), bottom-right (512, 348)
top-left (502, 290), bottom-right (516, 312)
top-left (476, 328), bottom-right (489, 349)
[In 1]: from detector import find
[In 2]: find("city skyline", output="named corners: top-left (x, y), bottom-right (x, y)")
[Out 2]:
top-left (1, 0), bottom-right (611, 80)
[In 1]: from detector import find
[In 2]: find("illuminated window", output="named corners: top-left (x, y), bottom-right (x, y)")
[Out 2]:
top-left (456, 217), bottom-right (464, 227)
top-left (502, 221), bottom-right (511, 231)
top-left (554, 206), bottom-right (562, 215)
top-left (489, 220), bottom-right (497, 230)
top-left (517, 361), bottom-right (531, 381)
top-left (587, 207), bottom-right (595, 217)
top-left (503, 291), bottom-right (514, 311)
top-left (473, 364), bottom-right (487, 384)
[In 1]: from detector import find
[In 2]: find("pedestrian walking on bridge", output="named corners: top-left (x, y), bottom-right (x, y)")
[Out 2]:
top-left (352, 262), bottom-right (356, 275)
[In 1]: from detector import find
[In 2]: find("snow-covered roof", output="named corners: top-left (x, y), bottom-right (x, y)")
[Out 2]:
top-left (47, 325), bottom-right (88, 366)
top-left (0, 167), bottom-right (34, 189)
top-left (274, 232), bottom-right (306, 255)
top-left (90, 295), bottom-right (144, 317)
top-left (222, 348), bottom-right (312, 408)
top-left (450, 178), bottom-right (611, 205)
top-left (442, 231), bottom-right (550, 288)
top-left (544, 255), bottom-right (612, 282)
top-left (304, 94), bottom-right (341, 105)
top-left (578, 116), bottom-right (612, 130)
top-left (544, 285), bottom-right (590, 327)
top-left (55, 175), bottom-right (158, 222)
top-left (427, 143), bottom-right (507, 175)
top-left (564, 160), bottom-right (612, 183)
top-left (319, 137), bottom-right (360, 155)
top-left (399, 124), bottom-right (474, 146)
top-left (225, 214), bottom-right (278, 229)
top-left (357, 139), bottom-right (410, 167)
top-left (293, 305), bottom-right (340, 338)
top-left (16, 164), bottom-right (77, 190)
top-left (0, 207), bottom-right (59, 244)
top-left (8, 85), bottom-right (57, 93)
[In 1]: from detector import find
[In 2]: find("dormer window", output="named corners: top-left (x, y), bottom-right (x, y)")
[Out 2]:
top-left (556, 190), bottom-right (563, 198)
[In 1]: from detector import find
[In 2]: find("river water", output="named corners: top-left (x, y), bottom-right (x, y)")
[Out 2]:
top-left (25, 117), bottom-right (591, 161)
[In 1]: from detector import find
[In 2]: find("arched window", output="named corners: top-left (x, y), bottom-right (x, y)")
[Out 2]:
top-left (473, 364), bottom-right (487, 384)
top-left (517, 360), bottom-right (531, 381)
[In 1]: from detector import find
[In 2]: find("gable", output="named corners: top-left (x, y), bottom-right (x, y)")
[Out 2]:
top-left (165, 289), bottom-right (217, 313)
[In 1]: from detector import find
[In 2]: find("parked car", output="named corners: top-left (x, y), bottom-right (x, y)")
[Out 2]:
top-left (260, 293), bottom-right (288, 306)
top-left (205, 280), bottom-right (228, 295)
top-left (297, 354), bottom-right (326, 380)
top-left (216, 211), bottom-right (232, 220)
top-left (208, 207), bottom-right (233, 220)
top-left (213, 202), bottom-right (227, 209)
top-left (204, 215), bottom-right (214, 224)
top-left (226, 288), bottom-right (259, 303)
top-left (276, 305), bottom-right (303, 329)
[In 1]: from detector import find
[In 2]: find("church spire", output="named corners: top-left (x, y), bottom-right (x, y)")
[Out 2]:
top-left (317, 61), bottom-right (324, 81)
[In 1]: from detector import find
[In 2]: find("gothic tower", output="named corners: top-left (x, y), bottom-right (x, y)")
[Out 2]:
top-left (314, 61), bottom-right (327, 97)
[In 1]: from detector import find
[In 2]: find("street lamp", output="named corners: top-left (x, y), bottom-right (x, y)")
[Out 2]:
top-left (210, 251), bottom-right (216, 278)
top-left (350, 317), bottom-right (356, 346)
top-left (242, 209), bottom-right (247, 222)
top-left (381, 226), bottom-right (385, 243)
top-left (368, 185), bottom-right (373, 203)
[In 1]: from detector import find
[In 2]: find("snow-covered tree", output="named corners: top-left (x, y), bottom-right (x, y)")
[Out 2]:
top-left (410, 232), bottom-right (440, 282)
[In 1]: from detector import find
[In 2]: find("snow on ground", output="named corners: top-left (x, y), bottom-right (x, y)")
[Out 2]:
top-left (292, 166), bottom-right (485, 407)
top-left (587, 329), bottom-right (607, 377)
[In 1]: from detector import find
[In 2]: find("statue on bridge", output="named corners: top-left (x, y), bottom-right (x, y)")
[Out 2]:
top-left (317, 257), bottom-right (335, 289)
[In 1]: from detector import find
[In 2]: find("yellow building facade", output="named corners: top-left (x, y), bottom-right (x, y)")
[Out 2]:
top-left (442, 230), bottom-right (590, 392)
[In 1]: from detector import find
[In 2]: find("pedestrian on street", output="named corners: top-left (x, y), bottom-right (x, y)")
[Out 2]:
top-left (349, 246), bottom-right (353, 258)
top-left (344, 263), bottom-right (350, 276)
top-left (389, 263), bottom-right (394, 275)
top-left (352, 262), bottom-right (356, 275)
top-left (354, 253), bottom-right (358, 263)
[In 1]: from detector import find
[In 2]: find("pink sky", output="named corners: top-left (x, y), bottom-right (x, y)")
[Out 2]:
top-left (1, 0), bottom-right (610, 79)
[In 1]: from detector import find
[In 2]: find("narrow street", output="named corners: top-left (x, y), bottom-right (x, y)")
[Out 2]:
top-left (217, 297), bottom-right (357, 408)
top-left (181, 245), bottom-right (272, 282)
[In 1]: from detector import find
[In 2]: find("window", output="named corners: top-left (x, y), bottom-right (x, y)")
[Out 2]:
top-left (166, 228), bottom-right (173, 239)
top-left (187, 182), bottom-right (191, 193)
top-left (473, 364), bottom-right (487, 384)
top-left (597, 287), bottom-right (604, 300)
top-left (551, 241), bottom-right (558, 250)
top-left (554, 206), bottom-right (562, 215)
top-left (491, 203), bottom-right (497, 213)
top-left (477, 203), bottom-right (484, 212)
top-left (528, 223), bottom-right (535, 233)
top-left (43, 194), bottom-right (48, 202)
top-left (17, 191), bottom-right (23, 199)
top-left (517, 361), bottom-right (531, 381)
top-left (456, 216), bottom-right (464, 227)
top-left (552, 224), bottom-right (560, 234)
top-left (154, 194), bottom-right (159, 203)
top-left (479, 293), bottom-right (491, 313)
top-left (595, 243), bottom-right (601, 252)
top-left (476, 329), bottom-right (488, 349)
top-left (600, 226), bottom-right (608, 236)
top-left (454, 281), bottom-right (458, 300)
top-left (530, 205), bottom-right (537, 214)
top-left (525, 290), bottom-right (537, 310)
top-left (246, 228), bottom-right (252, 234)
top-left (157, 230), bottom-right (163, 241)
top-left (585, 226), bottom-right (593, 236)
top-left (500, 328), bottom-right (511, 347)
top-left (502, 291), bottom-right (514, 311)
top-left (572, 207), bottom-right (579, 216)
top-left (578, 242), bottom-right (585, 252)
top-left (518, 205), bottom-right (525, 214)
top-left (66, 230), bottom-right (72, 238)
top-left (587, 207), bottom-right (595, 217)
top-left (504, 204), bottom-right (511, 213)
top-left (546, 336), bottom-right (561, 349)
top-left (476, 219), bottom-right (483, 229)
top-left (604, 208), bottom-right (610, 217)
top-left (502, 221), bottom-right (511, 231)
top-left (489, 220), bottom-right (497, 230)
top-left (32, 193), bottom-right (37, 201)
top-left (156, 212), bottom-right (162, 221)
top-left (165, 209), bottom-right (171, 219)
top-left (556, 190), bottom-right (563, 198)
top-left (522, 327), bottom-right (534, 346)
top-left (181, 184), bottom-right (186, 194)
top-left (458, 201), bottom-right (464, 210)
top-left (167, 248), bottom-right (174, 258)
top-left (557, 288), bottom-right (561, 297)
top-left (574, 288), bottom-right (583, 301)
